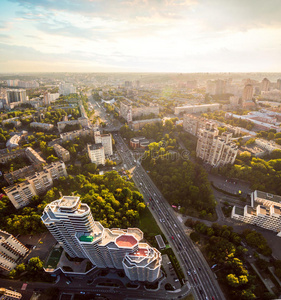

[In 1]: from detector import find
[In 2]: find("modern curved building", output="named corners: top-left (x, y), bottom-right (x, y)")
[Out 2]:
top-left (41, 196), bottom-right (161, 282)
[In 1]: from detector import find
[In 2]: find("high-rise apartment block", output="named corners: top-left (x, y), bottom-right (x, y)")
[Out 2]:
top-left (58, 83), bottom-right (76, 96)
top-left (53, 144), bottom-right (70, 162)
top-left (232, 190), bottom-right (281, 237)
top-left (41, 196), bottom-right (162, 282)
top-left (261, 78), bottom-right (270, 92)
top-left (183, 114), bottom-right (206, 136)
top-left (242, 84), bottom-right (254, 102)
top-left (196, 122), bottom-right (238, 167)
top-left (0, 229), bottom-right (28, 273)
top-left (94, 132), bottom-right (113, 156)
top-left (87, 144), bottom-right (105, 165)
top-left (3, 161), bottom-right (67, 209)
top-left (7, 89), bottom-right (26, 104)
top-left (43, 92), bottom-right (60, 106)
top-left (277, 79), bottom-right (281, 90)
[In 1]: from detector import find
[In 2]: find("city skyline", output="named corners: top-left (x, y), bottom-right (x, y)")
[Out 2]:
top-left (0, 0), bottom-right (280, 73)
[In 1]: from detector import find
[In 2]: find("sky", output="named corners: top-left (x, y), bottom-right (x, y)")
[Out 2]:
top-left (0, 0), bottom-right (280, 73)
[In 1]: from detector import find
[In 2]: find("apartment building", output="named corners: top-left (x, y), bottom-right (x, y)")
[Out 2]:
top-left (57, 116), bottom-right (90, 133)
top-left (6, 135), bottom-right (21, 149)
top-left (120, 100), bottom-right (159, 122)
top-left (6, 89), bottom-right (26, 104)
top-left (94, 132), bottom-right (113, 156)
top-left (60, 128), bottom-right (98, 142)
top-left (261, 78), bottom-right (270, 92)
top-left (232, 190), bottom-right (281, 236)
top-left (30, 122), bottom-right (54, 131)
top-left (43, 92), bottom-right (60, 106)
top-left (25, 147), bottom-right (46, 168)
top-left (196, 122), bottom-right (238, 167)
top-left (174, 103), bottom-right (220, 115)
top-left (53, 144), bottom-right (70, 162)
top-left (41, 196), bottom-right (161, 282)
top-left (4, 165), bottom-right (35, 185)
top-left (0, 288), bottom-right (22, 299)
top-left (0, 229), bottom-right (28, 274)
top-left (0, 149), bottom-right (25, 164)
top-left (87, 144), bottom-right (105, 165)
top-left (183, 114), bottom-right (207, 136)
top-left (58, 83), bottom-right (76, 96)
top-left (3, 161), bottom-right (67, 209)
top-left (131, 118), bottom-right (162, 131)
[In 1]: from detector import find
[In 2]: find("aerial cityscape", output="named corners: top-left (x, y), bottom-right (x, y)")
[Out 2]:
top-left (0, 1), bottom-right (281, 300)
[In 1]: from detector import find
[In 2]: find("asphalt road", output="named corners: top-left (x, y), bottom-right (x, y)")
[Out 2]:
top-left (114, 133), bottom-right (226, 300)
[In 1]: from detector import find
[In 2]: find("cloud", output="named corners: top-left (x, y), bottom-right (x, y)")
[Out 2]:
top-left (196, 0), bottom-right (281, 31)
top-left (9, 0), bottom-right (195, 22)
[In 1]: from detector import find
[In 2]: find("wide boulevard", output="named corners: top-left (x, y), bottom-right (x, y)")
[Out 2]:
top-left (114, 133), bottom-right (226, 300)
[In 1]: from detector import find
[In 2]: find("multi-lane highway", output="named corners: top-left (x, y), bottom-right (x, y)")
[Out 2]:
top-left (114, 133), bottom-right (226, 300)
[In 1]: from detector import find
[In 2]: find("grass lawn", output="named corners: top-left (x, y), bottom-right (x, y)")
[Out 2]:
top-left (45, 247), bottom-right (63, 269)
top-left (138, 207), bottom-right (162, 235)
top-left (138, 207), bottom-right (163, 248)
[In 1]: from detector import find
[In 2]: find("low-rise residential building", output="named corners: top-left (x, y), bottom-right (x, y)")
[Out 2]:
top-left (175, 103), bottom-right (220, 115)
top-left (0, 149), bottom-right (25, 164)
top-left (53, 144), bottom-right (70, 162)
top-left (119, 99), bottom-right (159, 122)
top-left (87, 144), bottom-right (105, 165)
top-left (0, 288), bottom-right (22, 299)
top-left (196, 122), bottom-right (238, 167)
top-left (25, 147), bottom-right (46, 169)
top-left (6, 134), bottom-right (21, 149)
top-left (41, 196), bottom-right (162, 282)
top-left (131, 118), bottom-right (162, 131)
top-left (60, 127), bottom-right (98, 142)
top-left (232, 190), bottom-right (281, 237)
top-left (30, 122), bottom-right (54, 131)
top-left (4, 165), bottom-right (35, 185)
top-left (3, 161), bottom-right (67, 209)
top-left (255, 138), bottom-right (281, 153)
top-left (0, 229), bottom-right (28, 274)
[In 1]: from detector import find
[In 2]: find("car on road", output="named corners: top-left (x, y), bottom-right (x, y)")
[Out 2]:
top-left (187, 271), bottom-right (191, 275)
top-left (171, 236), bottom-right (174, 240)
top-left (194, 270), bottom-right (197, 275)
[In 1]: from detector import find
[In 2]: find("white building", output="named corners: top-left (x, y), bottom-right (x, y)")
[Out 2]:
top-left (4, 161), bottom-right (67, 209)
top-left (7, 89), bottom-right (26, 104)
top-left (59, 83), bottom-right (76, 96)
top-left (232, 190), bottom-right (281, 237)
top-left (30, 122), bottom-right (54, 131)
top-left (174, 103), bottom-right (220, 115)
top-left (94, 132), bottom-right (113, 156)
top-left (0, 230), bottom-right (28, 274)
top-left (41, 196), bottom-right (161, 282)
top-left (43, 92), bottom-right (60, 105)
top-left (87, 143), bottom-right (105, 165)
top-left (196, 122), bottom-right (238, 167)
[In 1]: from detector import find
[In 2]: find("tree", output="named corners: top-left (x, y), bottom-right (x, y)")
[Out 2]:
top-left (27, 257), bottom-right (43, 274)
top-left (227, 274), bottom-right (240, 287)
top-left (16, 263), bottom-right (26, 274)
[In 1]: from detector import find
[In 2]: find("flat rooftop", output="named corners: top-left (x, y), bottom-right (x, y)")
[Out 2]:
top-left (116, 235), bottom-right (137, 248)
top-left (130, 248), bottom-right (148, 257)
top-left (60, 196), bottom-right (80, 207)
